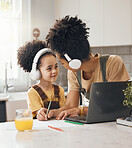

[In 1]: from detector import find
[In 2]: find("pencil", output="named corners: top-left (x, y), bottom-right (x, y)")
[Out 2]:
top-left (46, 100), bottom-right (52, 115)
top-left (48, 125), bottom-right (64, 132)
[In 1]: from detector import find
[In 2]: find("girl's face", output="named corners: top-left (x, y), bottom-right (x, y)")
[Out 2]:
top-left (39, 55), bottom-right (59, 83)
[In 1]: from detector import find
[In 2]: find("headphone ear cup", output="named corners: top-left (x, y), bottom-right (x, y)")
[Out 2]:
top-left (64, 53), bottom-right (81, 69)
top-left (30, 64), bottom-right (41, 81)
top-left (34, 70), bottom-right (41, 80)
top-left (69, 59), bottom-right (81, 69)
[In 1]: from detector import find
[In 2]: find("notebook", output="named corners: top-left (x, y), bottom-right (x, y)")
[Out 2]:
top-left (65, 81), bottom-right (131, 124)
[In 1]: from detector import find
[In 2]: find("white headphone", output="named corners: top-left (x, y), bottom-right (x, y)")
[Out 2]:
top-left (64, 53), bottom-right (81, 69)
top-left (30, 48), bottom-right (52, 80)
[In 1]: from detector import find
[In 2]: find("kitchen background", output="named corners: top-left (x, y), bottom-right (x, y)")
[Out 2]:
top-left (0, 0), bottom-right (132, 121)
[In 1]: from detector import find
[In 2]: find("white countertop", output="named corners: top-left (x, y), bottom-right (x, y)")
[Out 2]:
top-left (0, 119), bottom-right (132, 148)
top-left (0, 94), bottom-right (10, 101)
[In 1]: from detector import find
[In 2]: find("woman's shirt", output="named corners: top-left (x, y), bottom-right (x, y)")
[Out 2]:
top-left (68, 54), bottom-right (130, 93)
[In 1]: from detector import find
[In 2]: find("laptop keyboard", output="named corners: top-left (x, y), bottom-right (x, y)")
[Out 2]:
top-left (73, 115), bottom-right (86, 121)
top-left (65, 115), bottom-right (86, 121)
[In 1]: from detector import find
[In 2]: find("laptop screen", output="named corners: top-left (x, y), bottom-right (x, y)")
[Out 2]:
top-left (86, 81), bottom-right (131, 123)
top-left (65, 81), bottom-right (131, 124)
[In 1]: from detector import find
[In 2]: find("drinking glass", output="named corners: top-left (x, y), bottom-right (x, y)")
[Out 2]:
top-left (15, 109), bottom-right (33, 132)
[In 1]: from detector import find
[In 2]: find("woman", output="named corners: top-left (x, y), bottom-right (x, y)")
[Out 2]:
top-left (45, 15), bottom-right (130, 120)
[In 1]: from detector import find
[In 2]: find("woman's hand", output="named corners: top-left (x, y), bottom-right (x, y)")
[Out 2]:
top-left (47, 109), bottom-right (60, 119)
top-left (37, 108), bottom-right (48, 121)
top-left (56, 107), bottom-right (81, 120)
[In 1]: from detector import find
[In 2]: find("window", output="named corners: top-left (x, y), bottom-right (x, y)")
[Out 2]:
top-left (0, 0), bottom-right (31, 93)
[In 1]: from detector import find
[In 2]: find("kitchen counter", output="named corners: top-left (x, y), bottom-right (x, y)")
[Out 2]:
top-left (0, 92), bottom-right (28, 121)
top-left (0, 94), bottom-right (9, 101)
top-left (0, 120), bottom-right (132, 148)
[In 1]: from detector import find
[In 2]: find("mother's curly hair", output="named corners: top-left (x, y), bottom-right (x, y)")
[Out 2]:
top-left (46, 15), bottom-right (90, 61)
top-left (17, 40), bottom-right (46, 72)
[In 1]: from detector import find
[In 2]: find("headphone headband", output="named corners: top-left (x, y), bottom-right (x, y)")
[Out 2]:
top-left (64, 53), bottom-right (71, 62)
top-left (33, 48), bottom-right (52, 65)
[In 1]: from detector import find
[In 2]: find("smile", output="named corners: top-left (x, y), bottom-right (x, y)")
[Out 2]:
top-left (51, 75), bottom-right (56, 78)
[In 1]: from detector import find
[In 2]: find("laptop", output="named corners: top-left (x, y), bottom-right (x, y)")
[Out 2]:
top-left (65, 81), bottom-right (131, 124)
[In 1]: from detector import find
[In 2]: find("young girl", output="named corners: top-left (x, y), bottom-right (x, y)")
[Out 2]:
top-left (17, 40), bottom-right (66, 121)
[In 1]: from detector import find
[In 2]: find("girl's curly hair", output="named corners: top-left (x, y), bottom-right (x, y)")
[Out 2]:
top-left (46, 15), bottom-right (90, 61)
top-left (17, 40), bottom-right (46, 72)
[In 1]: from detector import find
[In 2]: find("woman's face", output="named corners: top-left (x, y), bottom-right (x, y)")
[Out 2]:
top-left (39, 55), bottom-right (59, 82)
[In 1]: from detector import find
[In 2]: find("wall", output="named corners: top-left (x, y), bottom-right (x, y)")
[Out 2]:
top-left (31, 0), bottom-right (55, 40)
top-left (27, 0), bottom-right (55, 86)
top-left (55, 61), bottom-right (68, 87)
top-left (92, 45), bottom-right (132, 77)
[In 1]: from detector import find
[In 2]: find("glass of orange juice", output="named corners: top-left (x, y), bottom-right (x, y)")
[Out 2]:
top-left (15, 109), bottom-right (33, 132)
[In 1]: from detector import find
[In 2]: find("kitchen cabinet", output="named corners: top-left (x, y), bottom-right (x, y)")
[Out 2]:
top-left (103, 0), bottom-right (132, 46)
top-left (80, 0), bottom-right (132, 46)
top-left (55, 0), bottom-right (80, 18)
top-left (6, 92), bottom-right (28, 121)
top-left (80, 0), bottom-right (104, 46)
top-left (0, 100), bottom-right (7, 122)
top-left (55, 0), bottom-right (132, 47)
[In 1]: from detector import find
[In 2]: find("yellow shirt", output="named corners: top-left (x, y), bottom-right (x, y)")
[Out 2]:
top-left (68, 54), bottom-right (130, 92)
top-left (27, 85), bottom-right (66, 117)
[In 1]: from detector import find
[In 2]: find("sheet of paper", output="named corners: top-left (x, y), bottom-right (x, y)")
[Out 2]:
top-left (33, 119), bottom-right (77, 130)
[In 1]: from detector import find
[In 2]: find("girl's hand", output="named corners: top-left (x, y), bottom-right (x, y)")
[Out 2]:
top-left (37, 108), bottom-right (48, 121)
top-left (56, 107), bottom-right (81, 120)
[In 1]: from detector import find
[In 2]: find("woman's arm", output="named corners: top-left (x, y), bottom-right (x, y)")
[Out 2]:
top-left (48, 90), bottom-right (80, 119)
top-left (55, 106), bottom-right (88, 120)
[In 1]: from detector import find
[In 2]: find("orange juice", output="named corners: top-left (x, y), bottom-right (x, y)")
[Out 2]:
top-left (15, 118), bottom-right (33, 131)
